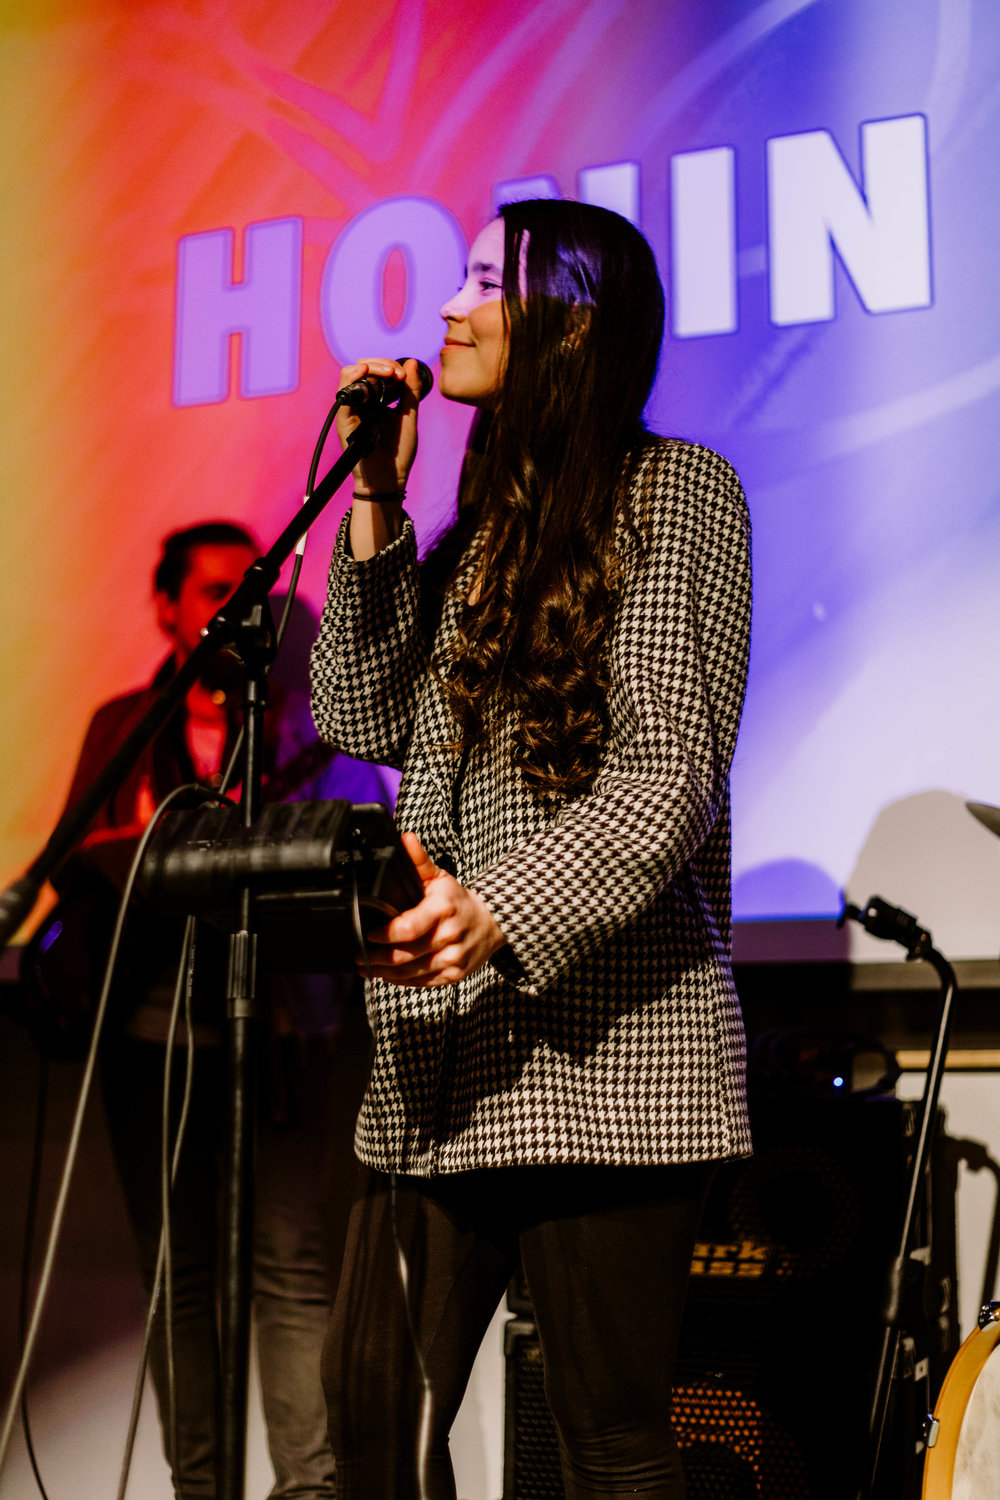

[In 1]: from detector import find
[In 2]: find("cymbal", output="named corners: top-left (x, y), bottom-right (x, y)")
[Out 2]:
top-left (968, 802), bottom-right (1000, 838)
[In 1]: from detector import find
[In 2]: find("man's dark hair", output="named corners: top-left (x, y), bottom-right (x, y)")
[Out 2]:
top-left (154, 521), bottom-right (257, 600)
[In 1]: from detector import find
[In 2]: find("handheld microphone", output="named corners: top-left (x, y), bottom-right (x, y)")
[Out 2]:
top-left (335, 358), bottom-right (433, 411)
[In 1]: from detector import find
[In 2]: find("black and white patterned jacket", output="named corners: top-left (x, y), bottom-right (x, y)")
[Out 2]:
top-left (310, 439), bottom-right (752, 1174)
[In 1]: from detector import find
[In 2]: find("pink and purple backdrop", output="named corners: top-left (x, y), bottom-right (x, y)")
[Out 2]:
top-left (2, 0), bottom-right (999, 957)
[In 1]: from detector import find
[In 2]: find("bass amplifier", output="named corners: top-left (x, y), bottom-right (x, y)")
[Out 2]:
top-left (503, 1092), bottom-right (958, 1499)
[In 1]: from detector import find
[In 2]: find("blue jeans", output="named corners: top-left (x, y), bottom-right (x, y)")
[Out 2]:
top-left (102, 1015), bottom-right (368, 1499)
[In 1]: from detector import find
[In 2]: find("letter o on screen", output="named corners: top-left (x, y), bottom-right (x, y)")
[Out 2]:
top-left (321, 197), bottom-right (467, 366)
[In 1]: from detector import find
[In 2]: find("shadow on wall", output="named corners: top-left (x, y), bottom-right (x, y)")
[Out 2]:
top-left (733, 789), bottom-right (1000, 966)
top-left (733, 857), bottom-right (844, 922)
top-left (844, 789), bottom-right (1000, 963)
top-left (732, 859), bottom-right (849, 963)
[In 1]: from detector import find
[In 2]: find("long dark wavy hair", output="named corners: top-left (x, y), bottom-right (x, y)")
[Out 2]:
top-left (424, 198), bottom-right (666, 800)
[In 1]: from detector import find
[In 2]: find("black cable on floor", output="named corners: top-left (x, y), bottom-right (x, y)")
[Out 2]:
top-left (18, 1047), bottom-right (52, 1500)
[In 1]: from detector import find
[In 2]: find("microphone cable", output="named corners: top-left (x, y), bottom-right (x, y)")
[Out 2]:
top-left (119, 383), bottom-right (355, 1490)
top-left (214, 378), bottom-right (346, 799)
top-left (331, 367), bottom-right (439, 1500)
top-left (349, 860), bottom-right (433, 1500)
top-left (0, 781), bottom-right (211, 1484)
top-left (115, 909), bottom-right (199, 1500)
top-left (3, 377), bottom-right (374, 1493)
top-left (15, 1047), bottom-right (52, 1500)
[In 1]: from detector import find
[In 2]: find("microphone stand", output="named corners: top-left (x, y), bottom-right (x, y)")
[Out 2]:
top-left (218, 594), bottom-right (271, 1500)
top-left (838, 897), bottom-right (958, 1500)
top-left (0, 413), bottom-right (381, 1500)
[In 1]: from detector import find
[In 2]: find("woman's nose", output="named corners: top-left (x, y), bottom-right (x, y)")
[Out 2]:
top-left (440, 281), bottom-right (474, 320)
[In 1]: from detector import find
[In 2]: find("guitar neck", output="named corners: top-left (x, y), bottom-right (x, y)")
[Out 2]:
top-left (260, 738), bottom-right (337, 803)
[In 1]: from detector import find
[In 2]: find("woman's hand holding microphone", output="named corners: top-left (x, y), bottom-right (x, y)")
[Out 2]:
top-left (336, 356), bottom-right (428, 561)
top-left (336, 357), bottom-right (508, 985)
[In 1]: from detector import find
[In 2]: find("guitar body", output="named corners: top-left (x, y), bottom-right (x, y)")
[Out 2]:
top-left (15, 736), bottom-right (345, 1059)
top-left (18, 878), bottom-right (124, 1060)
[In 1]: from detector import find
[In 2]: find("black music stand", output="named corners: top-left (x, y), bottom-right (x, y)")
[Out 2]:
top-left (140, 797), bottom-right (422, 971)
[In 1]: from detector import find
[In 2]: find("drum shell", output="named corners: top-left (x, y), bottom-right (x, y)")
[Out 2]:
top-left (922, 1306), bottom-right (1000, 1499)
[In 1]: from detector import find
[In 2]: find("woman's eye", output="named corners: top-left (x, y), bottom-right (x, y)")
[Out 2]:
top-left (479, 280), bottom-right (501, 294)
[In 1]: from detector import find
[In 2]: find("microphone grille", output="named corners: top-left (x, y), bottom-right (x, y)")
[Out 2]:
top-left (398, 357), bottom-right (434, 399)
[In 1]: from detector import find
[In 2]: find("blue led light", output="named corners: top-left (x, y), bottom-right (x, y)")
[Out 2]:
top-left (39, 919), bottom-right (63, 954)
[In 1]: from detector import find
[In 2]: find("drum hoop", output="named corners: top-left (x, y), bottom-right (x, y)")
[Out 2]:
top-left (922, 1312), bottom-right (1000, 1497)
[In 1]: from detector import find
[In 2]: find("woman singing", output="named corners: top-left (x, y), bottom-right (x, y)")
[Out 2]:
top-left (310, 199), bottom-right (752, 1499)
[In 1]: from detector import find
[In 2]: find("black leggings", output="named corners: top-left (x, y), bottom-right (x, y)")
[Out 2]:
top-left (322, 1162), bottom-right (712, 1499)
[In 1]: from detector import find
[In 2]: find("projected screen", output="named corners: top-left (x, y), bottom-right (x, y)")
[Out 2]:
top-left (2, 0), bottom-right (999, 961)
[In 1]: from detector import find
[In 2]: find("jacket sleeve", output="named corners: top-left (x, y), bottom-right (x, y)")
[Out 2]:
top-left (51, 695), bottom-right (152, 893)
top-left (471, 444), bottom-right (751, 993)
top-left (309, 514), bottom-right (428, 769)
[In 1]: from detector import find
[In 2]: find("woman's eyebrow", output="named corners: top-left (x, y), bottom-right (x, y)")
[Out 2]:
top-left (470, 259), bottom-right (501, 276)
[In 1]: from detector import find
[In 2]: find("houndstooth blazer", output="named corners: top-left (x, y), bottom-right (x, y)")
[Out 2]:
top-left (310, 439), bottom-right (752, 1174)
